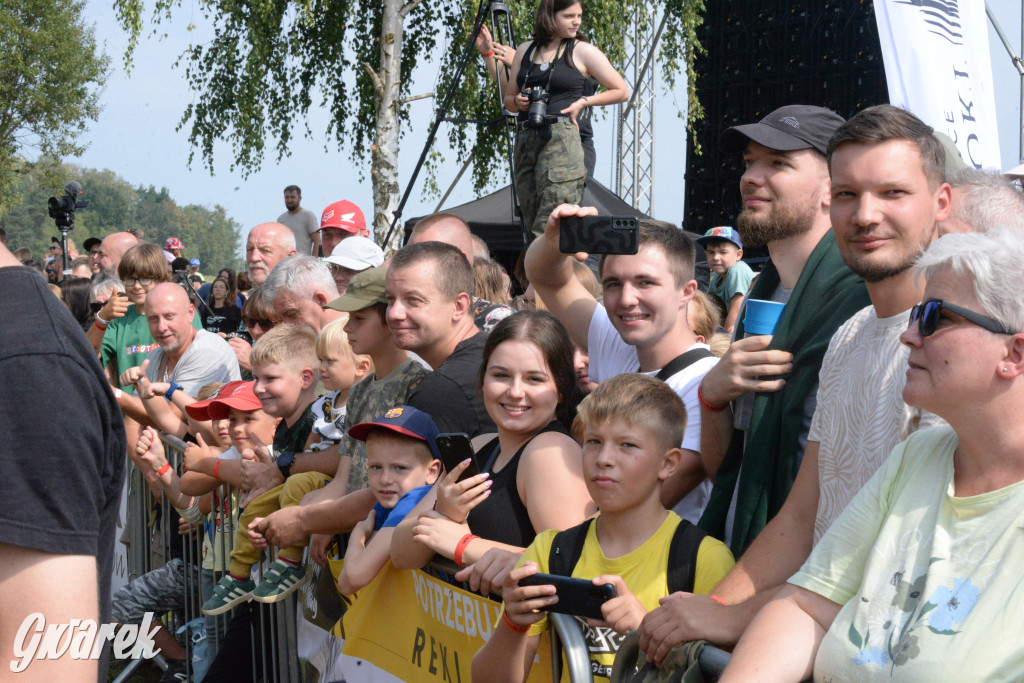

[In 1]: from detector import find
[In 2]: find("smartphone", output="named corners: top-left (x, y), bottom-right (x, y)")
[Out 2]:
top-left (559, 215), bottom-right (639, 255)
top-left (518, 573), bottom-right (616, 620)
top-left (435, 433), bottom-right (481, 482)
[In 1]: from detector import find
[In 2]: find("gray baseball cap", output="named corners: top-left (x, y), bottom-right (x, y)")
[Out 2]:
top-left (720, 105), bottom-right (846, 156)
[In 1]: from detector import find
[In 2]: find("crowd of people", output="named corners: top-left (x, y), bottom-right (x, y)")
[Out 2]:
top-left (6, 7), bottom-right (1024, 682)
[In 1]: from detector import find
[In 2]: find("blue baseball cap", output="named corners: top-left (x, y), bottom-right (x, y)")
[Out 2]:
top-left (190, 258), bottom-right (200, 266)
top-left (348, 405), bottom-right (441, 460)
top-left (696, 226), bottom-right (743, 250)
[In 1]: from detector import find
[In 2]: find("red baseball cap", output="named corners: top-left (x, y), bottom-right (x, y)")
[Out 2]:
top-left (319, 200), bottom-right (366, 234)
top-left (164, 237), bottom-right (184, 250)
top-left (185, 380), bottom-right (262, 421)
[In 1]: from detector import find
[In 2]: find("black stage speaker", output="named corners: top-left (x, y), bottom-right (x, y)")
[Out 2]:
top-left (683, 0), bottom-right (889, 235)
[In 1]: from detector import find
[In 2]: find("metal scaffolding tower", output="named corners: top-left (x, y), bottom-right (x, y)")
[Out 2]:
top-left (615, 2), bottom-right (663, 215)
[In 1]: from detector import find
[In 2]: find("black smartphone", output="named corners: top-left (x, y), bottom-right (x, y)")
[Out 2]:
top-left (517, 573), bottom-right (616, 620)
top-left (435, 433), bottom-right (481, 482)
top-left (559, 215), bottom-right (639, 255)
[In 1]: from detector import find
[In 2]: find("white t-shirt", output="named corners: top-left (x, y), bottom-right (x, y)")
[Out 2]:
top-left (791, 426), bottom-right (1024, 681)
top-left (808, 305), bottom-right (945, 542)
top-left (587, 306), bottom-right (718, 523)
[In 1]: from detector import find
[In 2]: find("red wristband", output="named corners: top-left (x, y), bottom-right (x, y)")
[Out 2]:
top-left (698, 384), bottom-right (728, 412)
top-left (212, 459), bottom-right (222, 481)
top-left (453, 533), bottom-right (479, 567)
top-left (156, 463), bottom-right (172, 476)
top-left (709, 594), bottom-right (728, 606)
top-left (502, 611), bottom-right (530, 634)
top-left (481, 50), bottom-right (495, 58)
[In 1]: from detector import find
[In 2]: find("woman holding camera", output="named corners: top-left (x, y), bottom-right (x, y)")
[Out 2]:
top-left (493, 0), bottom-right (627, 239)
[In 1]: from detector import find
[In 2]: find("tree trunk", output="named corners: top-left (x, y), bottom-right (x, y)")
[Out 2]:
top-left (368, 0), bottom-right (413, 256)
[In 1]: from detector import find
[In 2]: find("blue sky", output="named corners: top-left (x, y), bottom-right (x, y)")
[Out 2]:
top-left (66, 2), bottom-right (1022, 259)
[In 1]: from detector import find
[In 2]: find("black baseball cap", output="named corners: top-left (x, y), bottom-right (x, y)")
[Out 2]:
top-left (720, 105), bottom-right (845, 156)
top-left (83, 237), bottom-right (101, 251)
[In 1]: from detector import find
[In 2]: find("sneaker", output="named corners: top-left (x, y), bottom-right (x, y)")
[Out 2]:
top-left (158, 658), bottom-right (188, 682)
top-left (252, 559), bottom-right (308, 603)
top-left (201, 575), bottom-right (256, 615)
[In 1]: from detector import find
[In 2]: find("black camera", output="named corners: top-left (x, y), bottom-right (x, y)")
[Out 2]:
top-left (47, 181), bottom-right (87, 229)
top-left (524, 86), bottom-right (550, 129)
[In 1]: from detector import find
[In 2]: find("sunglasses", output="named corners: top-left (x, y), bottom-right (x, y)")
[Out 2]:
top-left (908, 298), bottom-right (1017, 337)
top-left (244, 317), bottom-right (276, 330)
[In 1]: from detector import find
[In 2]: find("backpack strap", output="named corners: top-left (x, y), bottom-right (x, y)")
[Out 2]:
top-left (547, 518), bottom-right (594, 577)
top-left (666, 519), bottom-right (709, 595)
top-left (655, 348), bottom-right (715, 382)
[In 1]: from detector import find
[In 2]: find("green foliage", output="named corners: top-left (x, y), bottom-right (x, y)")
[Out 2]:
top-left (112, 0), bottom-right (703, 197)
top-left (0, 161), bottom-right (244, 271)
top-left (0, 0), bottom-right (109, 212)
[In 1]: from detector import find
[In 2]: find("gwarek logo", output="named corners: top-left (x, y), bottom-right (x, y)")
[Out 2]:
top-left (10, 613), bottom-right (160, 673)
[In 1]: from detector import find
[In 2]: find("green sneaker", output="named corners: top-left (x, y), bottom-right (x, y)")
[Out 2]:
top-left (202, 575), bottom-right (255, 615)
top-left (252, 559), bottom-right (308, 603)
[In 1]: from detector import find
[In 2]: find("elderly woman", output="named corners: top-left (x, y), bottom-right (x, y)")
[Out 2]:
top-left (721, 227), bottom-right (1024, 681)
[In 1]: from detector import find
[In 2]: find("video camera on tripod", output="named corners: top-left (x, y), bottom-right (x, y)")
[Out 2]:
top-left (48, 181), bottom-right (87, 230)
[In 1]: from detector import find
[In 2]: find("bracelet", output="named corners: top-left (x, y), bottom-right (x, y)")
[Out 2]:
top-left (93, 318), bottom-right (108, 331)
top-left (481, 50), bottom-right (494, 58)
top-left (156, 463), bottom-right (172, 476)
top-left (709, 595), bottom-right (728, 606)
top-left (94, 311), bottom-right (110, 326)
top-left (502, 611), bottom-right (531, 634)
top-left (453, 533), bottom-right (479, 567)
top-left (165, 381), bottom-right (182, 401)
top-left (213, 459), bottom-right (223, 480)
top-left (698, 384), bottom-right (728, 413)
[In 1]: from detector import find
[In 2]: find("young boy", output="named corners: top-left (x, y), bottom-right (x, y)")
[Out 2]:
top-left (308, 317), bottom-right (372, 452)
top-left (201, 324), bottom-right (337, 614)
top-left (336, 406), bottom-right (442, 595)
top-left (697, 226), bottom-right (755, 333)
top-left (472, 374), bottom-right (735, 682)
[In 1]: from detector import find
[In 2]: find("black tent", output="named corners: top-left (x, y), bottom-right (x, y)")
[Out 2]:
top-left (403, 177), bottom-right (657, 253)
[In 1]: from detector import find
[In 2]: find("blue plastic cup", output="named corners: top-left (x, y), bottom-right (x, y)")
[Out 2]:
top-left (744, 299), bottom-right (785, 335)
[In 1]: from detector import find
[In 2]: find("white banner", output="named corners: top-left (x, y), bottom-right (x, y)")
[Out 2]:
top-left (874, 0), bottom-right (1000, 169)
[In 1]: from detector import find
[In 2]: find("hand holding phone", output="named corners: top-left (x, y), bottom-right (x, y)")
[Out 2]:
top-left (559, 215), bottom-right (639, 255)
top-left (436, 433), bottom-right (480, 482)
top-left (517, 573), bottom-right (616, 620)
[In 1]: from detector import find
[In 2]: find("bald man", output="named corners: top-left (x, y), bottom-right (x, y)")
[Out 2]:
top-left (246, 222), bottom-right (297, 285)
top-left (264, 255), bottom-right (343, 332)
top-left (94, 231), bottom-right (139, 275)
top-left (120, 283), bottom-right (241, 437)
top-left (408, 212), bottom-right (513, 332)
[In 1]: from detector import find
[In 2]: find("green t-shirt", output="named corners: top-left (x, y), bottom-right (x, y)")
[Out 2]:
top-left (708, 260), bottom-right (755, 310)
top-left (99, 306), bottom-right (204, 394)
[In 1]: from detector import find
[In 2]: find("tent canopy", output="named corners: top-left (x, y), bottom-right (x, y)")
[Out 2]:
top-left (404, 177), bottom-right (656, 253)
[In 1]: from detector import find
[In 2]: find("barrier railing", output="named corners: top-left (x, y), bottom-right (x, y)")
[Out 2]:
top-left (116, 434), bottom-right (729, 682)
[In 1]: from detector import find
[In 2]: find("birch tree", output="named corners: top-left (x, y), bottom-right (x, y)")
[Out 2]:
top-left (113, 0), bottom-right (704, 252)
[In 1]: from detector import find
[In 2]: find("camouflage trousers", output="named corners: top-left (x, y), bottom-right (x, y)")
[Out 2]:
top-left (514, 118), bottom-right (587, 240)
top-left (111, 558), bottom-right (186, 624)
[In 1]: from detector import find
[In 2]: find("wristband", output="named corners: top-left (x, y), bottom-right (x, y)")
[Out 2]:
top-left (709, 595), bottom-right (728, 606)
top-left (698, 384), bottom-right (728, 413)
top-left (156, 463), bottom-right (172, 476)
top-left (94, 311), bottom-right (110, 326)
top-left (502, 611), bottom-right (530, 634)
top-left (481, 50), bottom-right (495, 58)
top-left (213, 459), bottom-right (223, 480)
top-left (165, 381), bottom-right (182, 401)
top-left (113, 388), bottom-right (123, 401)
top-left (453, 533), bottom-right (479, 567)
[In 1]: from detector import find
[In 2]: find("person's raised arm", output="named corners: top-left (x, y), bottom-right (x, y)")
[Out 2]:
top-left (523, 204), bottom-right (600, 350)
top-left (719, 584), bottom-right (839, 682)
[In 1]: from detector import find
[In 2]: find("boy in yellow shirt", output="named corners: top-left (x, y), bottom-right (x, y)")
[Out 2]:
top-left (472, 373), bottom-right (735, 682)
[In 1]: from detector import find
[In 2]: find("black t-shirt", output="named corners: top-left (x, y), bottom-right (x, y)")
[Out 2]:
top-left (408, 332), bottom-right (497, 437)
top-left (0, 267), bottom-right (126, 679)
top-left (202, 303), bottom-right (242, 335)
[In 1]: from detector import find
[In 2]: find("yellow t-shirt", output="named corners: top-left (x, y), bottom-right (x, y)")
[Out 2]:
top-left (517, 512), bottom-right (734, 682)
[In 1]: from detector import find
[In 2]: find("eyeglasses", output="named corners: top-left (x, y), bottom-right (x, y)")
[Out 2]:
top-left (244, 317), bottom-right (276, 330)
top-left (123, 276), bottom-right (156, 287)
top-left (908, 298), bottom-right (1017, 337)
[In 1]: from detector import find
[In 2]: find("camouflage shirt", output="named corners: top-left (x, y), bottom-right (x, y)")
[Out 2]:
top-left (344, 358), bottom-right (430, 492)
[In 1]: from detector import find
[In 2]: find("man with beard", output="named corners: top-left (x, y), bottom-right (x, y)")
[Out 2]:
top-left (692, 105), bottom-right (870, 557)
top-left (639, 105), bottom-right (952, 659)
top-left (278, 185), bottom-right (321, 256)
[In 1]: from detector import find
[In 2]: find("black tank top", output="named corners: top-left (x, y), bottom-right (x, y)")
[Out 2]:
top-left (466, 420), bottom-right (570, 548)
top-left (516, 39), bottom-right (590, 137)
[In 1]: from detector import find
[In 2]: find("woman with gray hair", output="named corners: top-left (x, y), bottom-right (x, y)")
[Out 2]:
top-left (720, 226), bottom-right (1024, 681)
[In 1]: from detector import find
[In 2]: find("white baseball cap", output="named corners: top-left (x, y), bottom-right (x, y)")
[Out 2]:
top-left (324, 236), bottom-right (385, 271)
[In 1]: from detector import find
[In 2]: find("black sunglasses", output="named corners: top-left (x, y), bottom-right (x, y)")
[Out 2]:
top-left (244, 317), bottom-right (276, 330)
top-left (908, 298), bottom-right (1017, 337)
